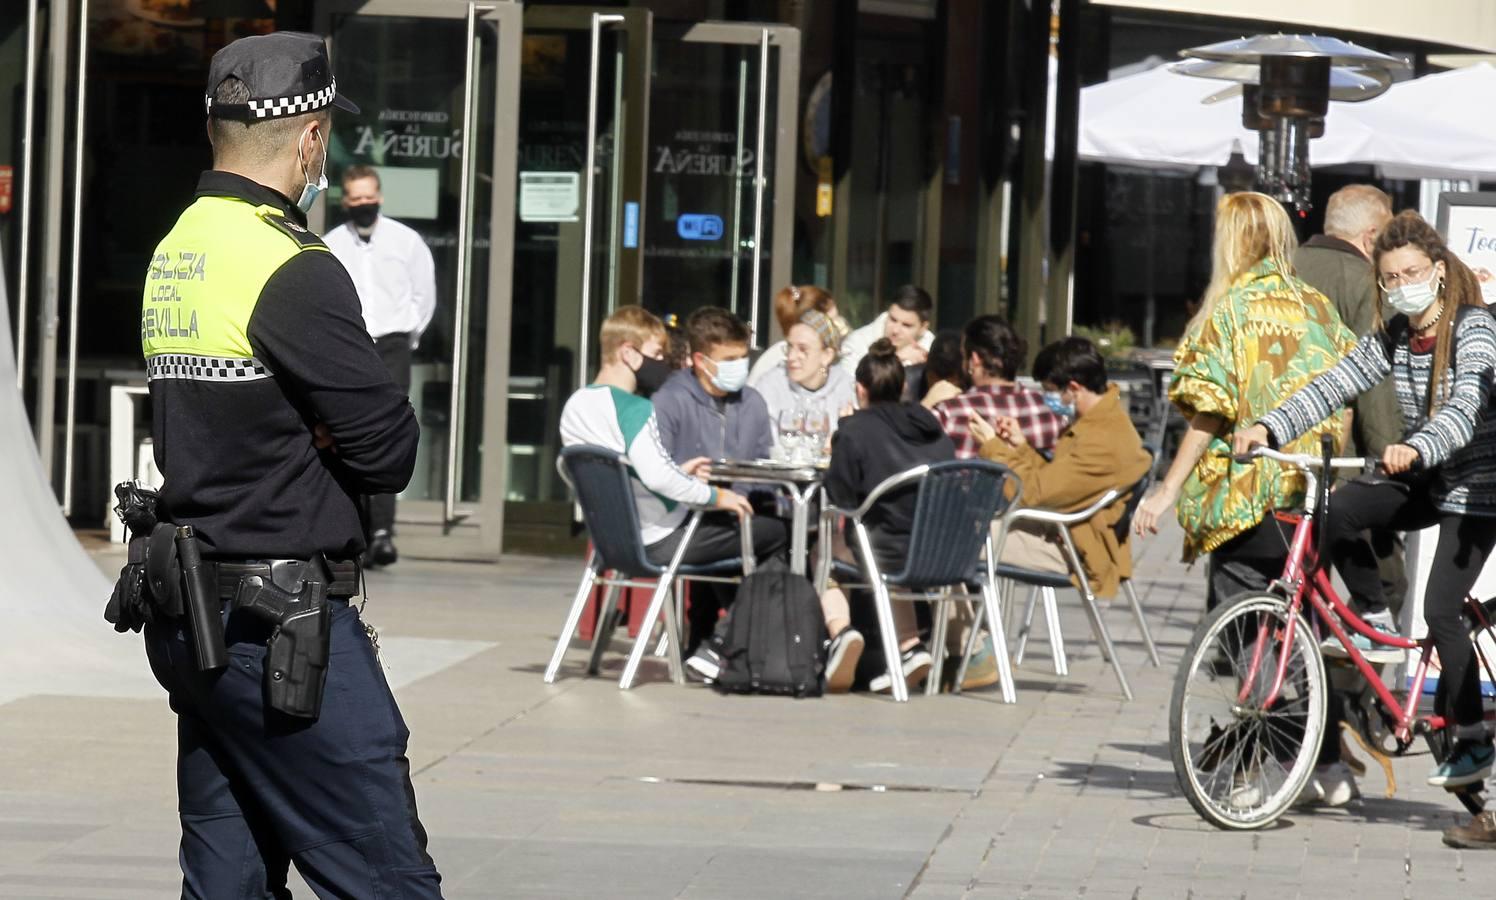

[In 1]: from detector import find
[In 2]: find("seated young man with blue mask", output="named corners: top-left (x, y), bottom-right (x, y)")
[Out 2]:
top-left (973, 337), bottom-right (1151, 598)
top-left (650, 307), bottom-right (788, 670)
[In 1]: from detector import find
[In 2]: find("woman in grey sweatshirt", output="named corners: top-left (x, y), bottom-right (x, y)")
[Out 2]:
top-left (754, 310), bottom-right (858, 434)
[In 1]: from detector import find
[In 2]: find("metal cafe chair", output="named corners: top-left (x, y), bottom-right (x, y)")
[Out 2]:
top-left (998, 456), bottom-right (1162, 702)
top-left (546, 444), bottom-right (752, 690)
top-left (815, 460), bottom-right (1022, 703)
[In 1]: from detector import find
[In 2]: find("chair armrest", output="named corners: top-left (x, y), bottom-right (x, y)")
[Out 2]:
top-left (1005, 488), bottom-right (1121, 526)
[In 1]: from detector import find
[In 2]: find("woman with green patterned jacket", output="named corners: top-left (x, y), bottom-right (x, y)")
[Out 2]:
top-left (1133, 191), bottom-right (1356, 609)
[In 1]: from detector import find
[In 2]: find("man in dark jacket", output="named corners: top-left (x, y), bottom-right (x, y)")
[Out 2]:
top-left (1294, 183), bottom-right (1406, 612)
top-left (651, 307), bottom-right (784, 659)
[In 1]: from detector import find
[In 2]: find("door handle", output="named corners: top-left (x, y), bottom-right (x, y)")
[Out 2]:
top-left (577, 13), bottom-right (625, 393)
top-left (747, 29), bottom-right (770, 351)
top-left (62, 0), bottom-right (93, 516)
top-left (444, 3), bottom-right (496, 525)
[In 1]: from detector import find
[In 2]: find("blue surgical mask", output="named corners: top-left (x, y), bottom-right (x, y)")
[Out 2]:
top-left (1042, 391), bottom-right (1075, 419)
top-left (707, 356), bottom-right (750, 394)
top-left (296, 130), bottom-right (329, 213)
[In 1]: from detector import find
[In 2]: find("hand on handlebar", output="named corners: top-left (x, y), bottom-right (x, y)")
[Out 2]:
top-left (1381, 443), bottom-right (1421, 476)
top-left (1231, 423), bottom-right (1270, 461)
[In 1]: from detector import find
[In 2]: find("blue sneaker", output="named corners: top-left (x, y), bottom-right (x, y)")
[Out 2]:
top-left (1322, 609), bottom-right (1403, 664)
top-left (1428, 740), bottom-right (1495, 788)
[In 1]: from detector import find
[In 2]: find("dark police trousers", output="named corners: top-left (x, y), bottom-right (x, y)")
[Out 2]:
top-left (144, 599), bottom-right (443, 898)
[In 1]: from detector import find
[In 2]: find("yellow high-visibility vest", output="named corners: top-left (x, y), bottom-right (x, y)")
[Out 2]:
top-left (141, 195), bottom-right (328, 378)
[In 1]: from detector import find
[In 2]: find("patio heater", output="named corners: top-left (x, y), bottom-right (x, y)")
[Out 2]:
top-left (1176, 35), bottom-right (1409, 213)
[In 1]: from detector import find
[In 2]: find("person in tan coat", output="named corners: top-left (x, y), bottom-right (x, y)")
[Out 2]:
top-left (972, 337), bottom-right (1151, 598)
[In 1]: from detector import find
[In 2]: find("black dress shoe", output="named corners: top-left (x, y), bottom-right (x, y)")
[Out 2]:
top-left (367, 530), bottom-right (398, 568)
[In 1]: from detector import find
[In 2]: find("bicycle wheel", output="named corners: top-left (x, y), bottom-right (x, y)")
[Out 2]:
top-left (1170, 592), bottom-right (1327, 829)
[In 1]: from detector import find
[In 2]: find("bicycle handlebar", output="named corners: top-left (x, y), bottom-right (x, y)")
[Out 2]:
top-left (1231, 446), bottom-right (1367, 471)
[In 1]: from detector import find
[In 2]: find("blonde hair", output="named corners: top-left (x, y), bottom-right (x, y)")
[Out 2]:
top-left (1188, 192), bottom-right (1301, 336)
top-left (599, 305), bottom-right (666, 363)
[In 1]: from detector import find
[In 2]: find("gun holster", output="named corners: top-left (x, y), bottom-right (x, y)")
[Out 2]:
top-left (232, 557), bottom-right (334, 720)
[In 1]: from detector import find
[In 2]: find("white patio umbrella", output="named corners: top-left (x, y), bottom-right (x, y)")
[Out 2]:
top-left (1077, 63), bottom-right (1379, 172)
top-left (1079, 61), bottom-right (1496, 181)
top-left (1335, 63), bottom-right (1496, 180)
top-left (1078, 64), bottom-right (1256, 169)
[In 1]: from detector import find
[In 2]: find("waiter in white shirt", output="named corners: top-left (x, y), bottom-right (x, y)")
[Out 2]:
top-left (326, 164), bottom-right (437, 568)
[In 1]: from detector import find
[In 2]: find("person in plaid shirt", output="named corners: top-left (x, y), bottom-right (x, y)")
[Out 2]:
top-left (933, 315), bottom-right (1066, 457)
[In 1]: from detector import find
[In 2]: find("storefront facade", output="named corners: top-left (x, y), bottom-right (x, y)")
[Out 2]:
top-left (5, 0), bottom-right (1495, 560)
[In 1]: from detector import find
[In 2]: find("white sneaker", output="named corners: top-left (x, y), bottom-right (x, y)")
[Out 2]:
top-left (1295, 762), bottom-right (1359, 808)
top-left (1322, 609), bottom-right (1403, 664)
top-left (1229, 771), bottom-right (1263, 809)
top-left (1318, 762), bottom-right (1360, 806)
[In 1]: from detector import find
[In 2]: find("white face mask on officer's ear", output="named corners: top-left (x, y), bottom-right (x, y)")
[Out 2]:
top-left (296, 128), bottom-right (328, 213)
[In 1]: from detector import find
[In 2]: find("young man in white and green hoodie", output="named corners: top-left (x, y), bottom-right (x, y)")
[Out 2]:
top-left (560, 306), bottom-right (777, 678)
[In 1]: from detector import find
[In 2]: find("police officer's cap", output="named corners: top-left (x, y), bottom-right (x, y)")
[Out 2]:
top-left (205, 32), bottom-right (359, 121)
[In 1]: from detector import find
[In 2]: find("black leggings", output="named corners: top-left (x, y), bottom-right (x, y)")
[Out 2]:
top-left (1324, 479), bottom-right (1496, 728)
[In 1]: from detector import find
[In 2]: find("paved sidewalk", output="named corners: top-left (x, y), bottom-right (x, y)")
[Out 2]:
top-left (0, 522), bottom-right (1492, 898)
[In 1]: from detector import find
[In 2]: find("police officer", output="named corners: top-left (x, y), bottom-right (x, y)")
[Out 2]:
top-left (139, 33), bottom-right (442, 897)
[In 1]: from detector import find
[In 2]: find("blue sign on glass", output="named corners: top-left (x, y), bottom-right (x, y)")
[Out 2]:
top-left (677, 213), bottom-right (724, 241)
top-left (623, 201), bottom-right (639, 248)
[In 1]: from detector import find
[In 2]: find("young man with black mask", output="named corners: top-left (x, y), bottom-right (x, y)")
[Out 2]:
top-left (560, 308), bottom-right (768, 673)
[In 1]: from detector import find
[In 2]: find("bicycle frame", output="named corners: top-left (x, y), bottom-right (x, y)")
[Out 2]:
top-left (1237, 462), bottom-right (1496, 745)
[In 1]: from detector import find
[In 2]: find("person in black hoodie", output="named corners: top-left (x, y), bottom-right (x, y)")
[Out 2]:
top-left (820, 339), bottom-right (956, 693)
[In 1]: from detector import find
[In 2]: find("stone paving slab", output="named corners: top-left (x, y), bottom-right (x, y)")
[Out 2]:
top-left (0, 526), bottom-right (1493, 897)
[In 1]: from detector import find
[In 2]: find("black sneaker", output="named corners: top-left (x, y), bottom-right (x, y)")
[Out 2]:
top-left (869, 643), bottom-right (933, 694)
top-left (684, 645), bottom-right (722, 684)
top-left (824, 628), bottom-right (865, 694)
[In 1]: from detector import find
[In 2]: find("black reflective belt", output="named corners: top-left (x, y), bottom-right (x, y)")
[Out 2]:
top-left (212, 560), bottom-right (360, 600)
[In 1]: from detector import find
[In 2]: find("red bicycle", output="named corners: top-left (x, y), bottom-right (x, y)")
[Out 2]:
top-left (1170, 445), bottom-right (1496, 829)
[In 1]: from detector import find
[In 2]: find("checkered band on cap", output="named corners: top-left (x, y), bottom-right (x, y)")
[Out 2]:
top-left (147, 354), bottom-right (273, 383)
top-left (205, 79), bottom-right (338, 120)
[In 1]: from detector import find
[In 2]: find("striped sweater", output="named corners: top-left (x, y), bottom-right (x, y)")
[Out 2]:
top-left (1259, 306), bottom-right (1496, 516)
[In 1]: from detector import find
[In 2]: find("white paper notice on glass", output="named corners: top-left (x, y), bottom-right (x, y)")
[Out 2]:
top-left (519, 171), bottom-right (580, 222)
top-left (1437, 192), bottom-right (1496, 304)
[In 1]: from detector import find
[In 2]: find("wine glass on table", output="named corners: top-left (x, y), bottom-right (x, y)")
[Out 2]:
top-left (777, 406), bottom-right (805, 462)
top-left (803, 405), bottom-right (830, 464)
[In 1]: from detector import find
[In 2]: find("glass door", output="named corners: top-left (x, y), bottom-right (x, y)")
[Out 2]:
top-left (502, 6), bottom-right (650, 553)
top-left (644, 22), bottom-right (799, 348)
top-left (318, 0), bottom-right (521, 560)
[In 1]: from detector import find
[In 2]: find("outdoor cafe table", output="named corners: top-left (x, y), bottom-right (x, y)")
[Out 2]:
top-left (705, 459), bottom-right (824, 575)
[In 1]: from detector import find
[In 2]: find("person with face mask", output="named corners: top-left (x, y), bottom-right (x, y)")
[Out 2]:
top-left (324, 165), bottom-right (437, 569)
top-left (1235, 211), bottom-right (1496, 832)
top-left (135, 33), bottom-right (441, 895)
top-left (648, 307), bottom-right (787, 666)
top-left (972, 337), bottom-right (1152, 598)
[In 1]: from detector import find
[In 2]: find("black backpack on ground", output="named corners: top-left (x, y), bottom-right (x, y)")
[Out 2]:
top-left (713, 558), bottom-right (827, 697)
